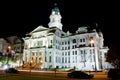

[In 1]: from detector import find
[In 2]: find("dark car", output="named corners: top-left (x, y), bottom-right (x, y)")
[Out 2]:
top-left (108, 68), bottom-right (120, 79)
top-left (4, 68), bottom-right (19, 73)
top-left (67, 70), bottom-right (94, 79)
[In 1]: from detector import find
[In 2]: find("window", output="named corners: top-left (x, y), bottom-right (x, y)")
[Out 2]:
top-left (62, 57), bottom-right (64, 63)
top-left (51, 40), bottom-right (53, 43)
top-left (72, 46), bottom-right (74, 49)
top-left (68, 51), bottom-right (70, 56)
top-left (65, 47), bottom-right (67, 50)
top-left (75, 51), bottom-right (77, 55)
top-left (65, 57), bottom-right (67, 63)
top-left (83, 38), bottom-right (85, 42)
top-left (62, 47), bottom-right (64, 50)
top-left (65, 52), bottom-right (67, 56)
top-left (62, 42), bottom-right (64, 45)
top-left (65, 41), bottom-right (67, 44)
top-left (49, 56), bottom-right (51, 62)
top-left (68, 57), bottom-right (70, 63)
top-left (68, 46), bottom-right (70, 49)
top-left (73, 39), bottom-right (76, 43)
top-left (72, 51), bottom-right (74, 55)
top-left (68, 41), bottom-right (70, 44)
top-left (62, 52), bottom-right (64, 56)
top-left (80, 39), bottom-right (82, 42)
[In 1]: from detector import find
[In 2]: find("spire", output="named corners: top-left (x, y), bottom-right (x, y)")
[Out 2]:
top-left (52, 3), bottom-right (60, 14)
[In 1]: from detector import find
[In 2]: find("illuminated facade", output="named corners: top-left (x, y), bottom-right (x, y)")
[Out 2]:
top-left (23, 5), bottom-right (109, 71)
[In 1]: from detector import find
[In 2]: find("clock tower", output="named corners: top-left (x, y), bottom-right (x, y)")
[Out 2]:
top-left (48, 3), bottom-right (63, 30)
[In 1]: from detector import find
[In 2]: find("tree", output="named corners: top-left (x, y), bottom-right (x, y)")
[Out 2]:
top-left (106, 43), bottom-right (120, 69)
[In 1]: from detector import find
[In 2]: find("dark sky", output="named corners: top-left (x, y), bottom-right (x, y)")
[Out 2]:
top-left (0, 1), bottom-right (119, 47)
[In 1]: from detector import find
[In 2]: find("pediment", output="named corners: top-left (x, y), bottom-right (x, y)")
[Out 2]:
top-left (30, 25), bottom-right (48, 33)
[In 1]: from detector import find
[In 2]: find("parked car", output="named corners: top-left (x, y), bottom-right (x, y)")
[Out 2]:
top-left (4, 68), bottom-right (19, 73)
top-left (67, 70), bottom-right (94, 79)
top-left (107, 68), bottom-right (120, 79)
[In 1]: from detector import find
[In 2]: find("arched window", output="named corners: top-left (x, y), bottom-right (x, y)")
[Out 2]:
top-left (73, 39), bottom-right (76, 43)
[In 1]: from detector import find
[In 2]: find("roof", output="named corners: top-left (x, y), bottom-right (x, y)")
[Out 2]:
top-left (30, 25), bottom-right (48, 33)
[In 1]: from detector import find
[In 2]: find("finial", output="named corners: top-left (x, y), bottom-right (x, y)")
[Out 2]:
top-left (54, 3), bottom-right (57, 6)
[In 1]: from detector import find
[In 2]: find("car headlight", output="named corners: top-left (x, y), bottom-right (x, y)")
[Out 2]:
top-left (3, 65), bottom-right (9, 70)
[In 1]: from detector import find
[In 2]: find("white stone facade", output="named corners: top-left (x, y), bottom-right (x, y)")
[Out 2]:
top-left (23, 5), bottom-right (109, 71)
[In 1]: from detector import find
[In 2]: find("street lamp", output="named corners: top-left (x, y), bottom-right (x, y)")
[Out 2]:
top-left (89, 38), bottom-right (97, 71)
top-left (40, 60), bottom-right (43, 64)
top-left (40, 60), bottom-right (43, 70)
top-left (7, 45), bottom-right (11, 51)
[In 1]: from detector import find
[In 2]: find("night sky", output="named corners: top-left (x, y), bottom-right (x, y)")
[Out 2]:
top-left (0, 1), bottom-right (119, 47)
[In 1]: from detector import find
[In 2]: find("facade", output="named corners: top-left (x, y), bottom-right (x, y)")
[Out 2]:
top-left (23, 5), bottom-right (109, 71)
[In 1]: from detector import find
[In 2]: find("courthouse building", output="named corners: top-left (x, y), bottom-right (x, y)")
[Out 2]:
top-left (23, 5), bottom-right (109, 71)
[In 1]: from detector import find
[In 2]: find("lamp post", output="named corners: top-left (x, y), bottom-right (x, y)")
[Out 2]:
top-left (89, 38), bottom-right (97, 71)
top-left (7, 45), bottom-right (12, 64)
top-left (39, 60), bottom-right (43, 70)
top-left (29, 60), bottom-right (32, 75)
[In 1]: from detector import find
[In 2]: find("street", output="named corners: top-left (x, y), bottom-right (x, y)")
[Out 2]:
top-left (0, 69), bottom-right (110, 80)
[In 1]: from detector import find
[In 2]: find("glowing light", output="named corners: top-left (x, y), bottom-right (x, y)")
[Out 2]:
top-left (40, 60), bottom-right (43, 63)
top-left (8, 45), bottom-right (11, 50)
top-left (90, 39), bottom-right (94, 44)
top-left (3, 64), bottom-right (9, 70)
